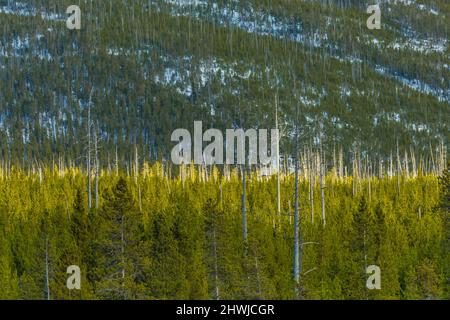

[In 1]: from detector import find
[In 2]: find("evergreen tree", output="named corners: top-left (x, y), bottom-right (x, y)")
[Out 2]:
top-left (93, 177), bottom-right (148, 299)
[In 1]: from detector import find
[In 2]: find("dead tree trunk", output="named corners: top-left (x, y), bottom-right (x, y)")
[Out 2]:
top-left (87, 88), bottom-right (94, 210)
top-left (320, 146), bottom-right (326, 227)
top-left (309, 147), bottom-right (315, 224)
top-left (242, 165), bottom-right (247, 242)
top-left (396, 140), bottom-right (401, 195)
top-left (94, 127), bottom-right (99, 209)
top-left (293, 103), bottom-right (302, 291)
top-left (275, 95), bottom-right (281, 217)
top-left (293, 155), bottom-right (301, 285)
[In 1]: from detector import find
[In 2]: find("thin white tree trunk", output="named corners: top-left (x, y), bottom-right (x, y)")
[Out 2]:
top-left (320, 148), bottom-right (326, 227)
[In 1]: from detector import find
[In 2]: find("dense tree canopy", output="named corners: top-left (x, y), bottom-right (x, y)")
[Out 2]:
top-left (0, 164), bottom-right (447, 300)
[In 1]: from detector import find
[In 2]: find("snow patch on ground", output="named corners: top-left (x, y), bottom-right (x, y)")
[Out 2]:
top-left (387, 38), bottom-right (447, 54)
top-left (160, 0), bottom-right (318, 46)
top-left (0, 33), bottom-right (53, 61)
top-left (375, 65), bottom-right (449, 102)
top-left (0, 1), bottom-right (64, 21)
top-left (383, 0), bottom-right (440, 15)
top-left (163, 0), bottom-right (448, 102)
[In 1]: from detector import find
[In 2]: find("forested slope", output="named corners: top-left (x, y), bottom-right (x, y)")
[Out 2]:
top-left (0, 0), bottom-right (448, 167)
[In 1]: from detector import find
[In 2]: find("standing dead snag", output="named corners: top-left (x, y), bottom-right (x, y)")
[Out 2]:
top-left (397, 140), bottom-right (401, 195)
top-left (94, 123), bottom-right (100, 209)
top-left (242, 165), bottom-right (247, 243)
top-left (86, 87), bottom-right (94, 210)
top-left (320, 152), bottom-right (326, 227)
top-left (275, 94), bottom-right (281, 219)
top-left (293, 154), bottom-right (301, 285)
top-left (308, 145), bottom-right (315, 224)
top-left (293, 99), bottom-right (302, 291)
top-left (135, 145), bottom-right (142, 211)
top-left (319, 126), bottom-right (326, 227)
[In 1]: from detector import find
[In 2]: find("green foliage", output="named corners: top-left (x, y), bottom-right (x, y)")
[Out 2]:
top-left (0, 0), bottom-right (448, 166)
top-left (0, 166), bottom-right (447, 300)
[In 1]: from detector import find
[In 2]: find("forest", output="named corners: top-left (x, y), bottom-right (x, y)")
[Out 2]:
top-left (0, 162), bottom-right (448, 300)
top-left (0, 0), bottom-right (448, 167)
top-left (0, 0), bottom-right (448, 301)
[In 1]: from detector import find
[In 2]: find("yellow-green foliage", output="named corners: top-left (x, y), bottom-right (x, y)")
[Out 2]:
top-left (0, 164), bottom-right (447, 300)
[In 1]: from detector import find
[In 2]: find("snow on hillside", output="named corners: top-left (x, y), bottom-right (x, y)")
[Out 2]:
top-left (0, 1), bottom-right (64, 20)
top-left (383, 0), bottom-right (440, 16)
top-left (162, 0), bottom-right (449, 103)
top-left (1, 0), bottom-right (448, 105)
top-left (375, 65), bottom-right (449, 102)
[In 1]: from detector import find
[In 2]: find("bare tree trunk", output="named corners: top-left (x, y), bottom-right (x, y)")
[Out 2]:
top-left (135, 145), bottom-right (142, 211)
top-left (368, 165), bottom-right (372, 202)
top-left (411, 147), bottom-right (417, 178)
top-left (309, 148), bottom-right (314, 224)
top-left (87, 88), bottom-right (94, 210)
top-left (389, 153), bottom-right (393, 178)
top-left (320, 147), bottom-right (326, 227)
top-left (115, 146), bottom-right (119, 175)
top-left (242, 165), bottom-right (247, 242)
top-left (379, 158), bottom-right (384, 178)
top-left (427, 144), bottom-right (434, 175)
top-left (134, 145), bottom-right (139, 183)
top-left (404, 150), bottom-right (409, 178)
top-left (38, 166), bottom-right (42, 184)
top-left (397, 140), bottom-right (401, 194)
top-left (294, 156), bottom-right (301, 285)
top-left (339, 146), bottom-right (344, 179)
top-left (275, 95), bottom-right (281, 218)
top-left (439, 138), bottom-right (446, 175)
top-left (293, 104), bottom-right (302, 292)
top-left (94, 129), bottom-right (99, 209)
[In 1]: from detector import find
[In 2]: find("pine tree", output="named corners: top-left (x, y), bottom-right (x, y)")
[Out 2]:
top-left (93, 177), bottom-right (148, 299)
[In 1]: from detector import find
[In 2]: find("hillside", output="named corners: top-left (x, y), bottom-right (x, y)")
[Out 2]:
top-left (0, 0), bottom-right (448, 169)
top-left (0, 1), bottom-right (449, 302)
